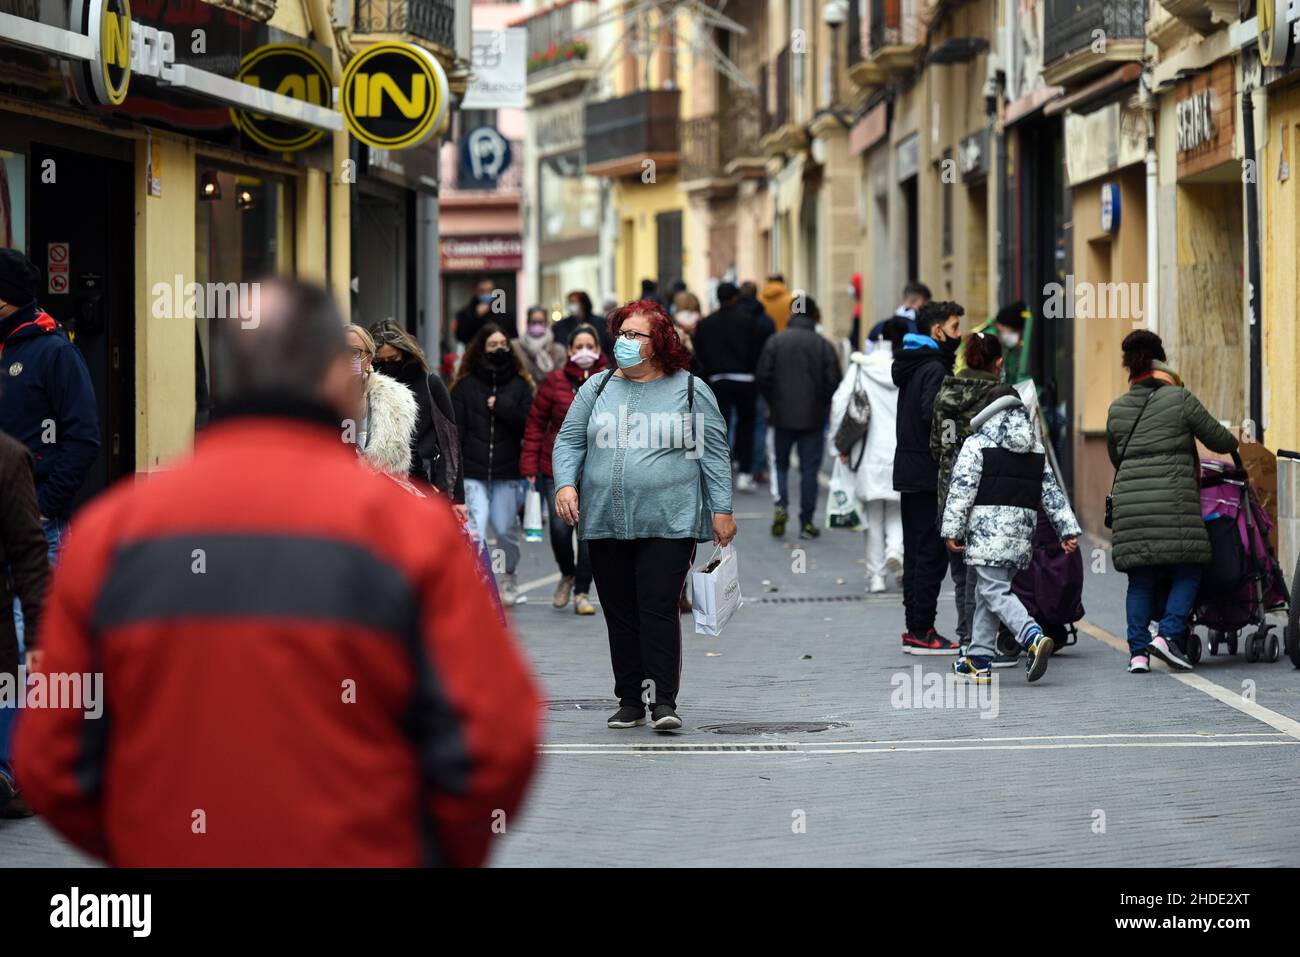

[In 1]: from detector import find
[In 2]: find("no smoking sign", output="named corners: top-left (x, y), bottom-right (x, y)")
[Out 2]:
top-left (47, 241), bottom-right (69, 295)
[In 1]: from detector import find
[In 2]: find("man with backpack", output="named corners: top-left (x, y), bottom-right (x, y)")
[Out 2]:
top-left (756, 295), bottom-right (841, 539)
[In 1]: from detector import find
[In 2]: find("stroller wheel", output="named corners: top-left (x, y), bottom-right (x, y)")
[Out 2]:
top-left (1227, 632), bottom-right (1239, 657)
top-left (1265, 633), bottom-right (1280, 663)
top-left (1246, 633), bottom-right (1262, 663)
top-left (1208, 630), bottom-right (1221, 656)
top-left (1186, 633), bottom-right (1202, 665)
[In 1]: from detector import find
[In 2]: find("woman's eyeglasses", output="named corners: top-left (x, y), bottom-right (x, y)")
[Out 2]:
top-left (349, 349), bottom-right (370, 361)
top-left (618, 330), bottom-right (652, 341)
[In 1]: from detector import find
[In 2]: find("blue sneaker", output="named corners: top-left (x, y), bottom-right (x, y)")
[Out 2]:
top-left (990, 649), bottom-right (1022, 668)
top-left (952, 656), bottom-right (992, 684)
top-left (1023, 625), bottom-right (1054, 683)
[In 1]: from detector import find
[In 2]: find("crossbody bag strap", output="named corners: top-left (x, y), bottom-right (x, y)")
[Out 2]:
top-left (1108, 389), bottom-right (1156, 496)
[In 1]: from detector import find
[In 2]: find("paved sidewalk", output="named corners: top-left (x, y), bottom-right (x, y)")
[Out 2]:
top-left (5, 484), bottom-right (1298, 867)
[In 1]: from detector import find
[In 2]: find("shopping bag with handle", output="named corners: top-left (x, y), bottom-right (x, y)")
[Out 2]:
top-left (523, 488), bottom-right (544, 542)
top-left (824, 458), bottom-right (862, 530)
top-left (692, 544), bottom-right (742, 636)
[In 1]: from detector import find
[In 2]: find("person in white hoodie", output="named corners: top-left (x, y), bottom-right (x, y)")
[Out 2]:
top-left (829, 317), bottom-right (907, 592)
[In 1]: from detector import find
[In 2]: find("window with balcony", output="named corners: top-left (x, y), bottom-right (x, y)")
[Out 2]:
top-left (354, 0), bottom-right (457, 50)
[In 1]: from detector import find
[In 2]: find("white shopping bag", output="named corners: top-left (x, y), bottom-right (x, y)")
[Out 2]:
top-left (824, 459), bottom-right (862, 531)
top-left (692, 544), bottom-right (742, 636)
top-left (523, 488), bottom-right (544, 542)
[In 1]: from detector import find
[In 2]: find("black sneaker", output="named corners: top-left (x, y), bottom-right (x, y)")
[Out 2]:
top-left (650, 704), bottom-right (682, 730)
top-left (902, 628), bottom-right (960, 655)
top-left (799, 522), bottom-right (820, 539)
top-left (772, 505), bottom-right (788, 537)
top-left (607, 705), bottom-right (646, 729)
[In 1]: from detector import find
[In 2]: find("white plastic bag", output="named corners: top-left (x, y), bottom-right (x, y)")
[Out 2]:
top-left (824, 459), bottom-right (862, 530)
top-left (692, 544), bottom-right (742, 636)
top-left (523, 488), bottom-right (544, 542)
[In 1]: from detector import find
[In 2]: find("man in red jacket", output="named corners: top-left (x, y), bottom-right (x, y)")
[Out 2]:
top-left (14, 278), bottom-right (541, 866)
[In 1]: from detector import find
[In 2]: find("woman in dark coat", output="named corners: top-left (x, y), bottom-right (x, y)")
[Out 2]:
top-left (1106, 330), bottom-right (1237, 674)
top-left (520, 324), bottom-right (608, 616)
top-left (451, 324), bottom-right (535, 606)
top-left (369, 320), bottom-right (464, 508)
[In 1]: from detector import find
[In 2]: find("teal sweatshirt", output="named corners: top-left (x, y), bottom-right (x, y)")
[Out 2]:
top-left (552, 369), bottom-right (733, 541)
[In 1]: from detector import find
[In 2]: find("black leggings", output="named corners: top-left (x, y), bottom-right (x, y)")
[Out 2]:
top-left (588, 537), bottom-right (696, 709)
top-left (539, 476), bottom-right (592, 593)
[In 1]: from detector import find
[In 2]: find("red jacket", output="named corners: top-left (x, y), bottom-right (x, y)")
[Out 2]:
top-left (14, 404), bottom-right (541, 867)
top-left (520, 357), bottom-right (608, 479)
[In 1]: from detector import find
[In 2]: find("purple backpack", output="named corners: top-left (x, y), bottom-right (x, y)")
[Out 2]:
top-left (1011, 508), bottom-right (1084, 626)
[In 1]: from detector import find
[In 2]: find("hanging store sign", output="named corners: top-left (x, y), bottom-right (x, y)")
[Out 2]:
top-left (461, 29), bottom-right (527, 110)
top-left (441, 236), bottom-right (523, 272)
top-left (0, 5), bottom-right (341, 134)
top-left (458, 127), bottom-right (513, 187)
top-left (342, 42), bottom-right (450, 150)
top-left (231, 44), bottom-right (333, 152)
top-left (1100, 182), bottom-right (1120, 234)
top-left (1258, 0), bottom-right (1290, 68)
top-left (958, 128), bottom-right (991, 182)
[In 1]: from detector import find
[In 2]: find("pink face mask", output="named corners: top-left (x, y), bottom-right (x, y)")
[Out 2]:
top-left (350, 358), bottom-right (364, 376)
top-left (570, 348), bottom-right (599, 369)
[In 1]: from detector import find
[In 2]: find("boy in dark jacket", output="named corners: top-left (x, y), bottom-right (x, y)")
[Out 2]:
top-left (940, 387), bottom-right (1081, 684)
top-left (756, 296), bottom-right (841, 538)
top-left (892, 300), bottom-right (962, 654)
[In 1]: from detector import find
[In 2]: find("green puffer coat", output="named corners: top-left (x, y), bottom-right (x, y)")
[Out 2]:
top-left (930, 368), bottom-right (1000, 520)
top-left (1105, 379), bottom-right (1237, 571)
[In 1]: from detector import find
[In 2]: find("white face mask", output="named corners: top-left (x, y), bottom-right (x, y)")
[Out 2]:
top-left (999, 330), bottom-right (1021, 349)
top-left (676, 310), bottom-right (699, 330)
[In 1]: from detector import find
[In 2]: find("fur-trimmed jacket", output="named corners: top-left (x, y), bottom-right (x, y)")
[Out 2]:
top-left (359, 371), bottom-right (419, 477)
top-left (939, 393), bottom-right (1080, 569)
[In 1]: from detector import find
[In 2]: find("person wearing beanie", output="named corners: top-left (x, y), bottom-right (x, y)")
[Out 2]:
top-left (0, 249), bottom-right (101, 538)
top-left (940, 385), bottom-right (1081, 685)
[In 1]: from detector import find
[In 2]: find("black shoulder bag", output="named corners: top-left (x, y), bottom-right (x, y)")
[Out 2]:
top-left (1105, 390), bottom-right (1155, 529)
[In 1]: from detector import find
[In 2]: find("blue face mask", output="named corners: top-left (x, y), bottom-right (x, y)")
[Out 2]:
top-left (614, 337), bottom-right (645, 369)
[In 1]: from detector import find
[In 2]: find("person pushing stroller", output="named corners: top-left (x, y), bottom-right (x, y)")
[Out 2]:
top-left (940, 386), bottom-right (1081, 684)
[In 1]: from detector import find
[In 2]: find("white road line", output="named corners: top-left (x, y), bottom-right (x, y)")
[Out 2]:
top-left (1077, 619), bottom-right (1300, 742)
top-left (516, 571), bottom-right (561, 595)
top-left (540, 741), bottom-right (1300, 756)
top-left (541, 731), bottom-right (1285, 749)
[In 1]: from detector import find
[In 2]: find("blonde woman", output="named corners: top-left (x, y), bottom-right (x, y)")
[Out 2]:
top-left (345, 324), bottom-right (419, 479)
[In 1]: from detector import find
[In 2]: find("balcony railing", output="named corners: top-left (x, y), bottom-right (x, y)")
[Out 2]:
top-left (680, 90), bottom-right (762, 182)
top-left (526, 0), bottom-right (596, 75)
top-left (868, 0), bottom-right (920, 52)
top-left (584, 90), bottom-right (681, 176)
top-left (354, 0), bottom-right (456, 49)
top-left (760, 46), bottom-right (791, 136)
top-left (1043, 0), bottom-right (1147, 66)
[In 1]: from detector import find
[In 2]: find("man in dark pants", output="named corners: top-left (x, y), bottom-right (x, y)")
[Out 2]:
top-left (892, 300), bottom-right (963, 654)
top-left (692, 282), bottom-right (772, 493)
top-left (756, 295), bottom-right (841, 539)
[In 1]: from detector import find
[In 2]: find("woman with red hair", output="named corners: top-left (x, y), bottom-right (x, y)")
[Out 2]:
top-left (552, 299), bottom-right (735, 731)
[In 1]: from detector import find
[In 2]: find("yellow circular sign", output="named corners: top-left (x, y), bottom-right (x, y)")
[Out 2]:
top-left (92, 0), bottom-right (133, 105)
top-left (341, 42), bottom-right (449, 150)
top-left (231, 44), bottom-right (333, 152)
top-left (1259, 0), bottom-right (1290, 68)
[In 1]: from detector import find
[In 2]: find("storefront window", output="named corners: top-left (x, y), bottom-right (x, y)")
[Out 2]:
top-left (0, 150), bottom-right (27, 252)
top-left (194, 165), bottom-right (293, 425)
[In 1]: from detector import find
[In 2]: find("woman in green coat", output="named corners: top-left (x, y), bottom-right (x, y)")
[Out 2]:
top-left (1106, 331), bottom-right (1237, 674)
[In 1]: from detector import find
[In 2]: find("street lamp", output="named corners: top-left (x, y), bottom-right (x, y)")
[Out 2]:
top-left (822, 0), bottom-right (850, 108)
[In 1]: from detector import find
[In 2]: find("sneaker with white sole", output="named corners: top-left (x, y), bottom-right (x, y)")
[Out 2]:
top-left (886, 555), bottom-right (904, 588)
top-left (574, 593), bottom-right (596, 615)
top-left (650, 704), bottom-right (682, 730)
top-left (868, 574), bottom-right (886, 593)
top-left (607, 705), bottom-right (646, 729)
top-left (1128, 654), bottom-right (1150, 673)
top-left (735, 473), bottom-right (755, 493)
top-left (1147, 635), bottom-right (1193, 670)
top-left (1023, 625), bottom-right (1054, 682)
top-left (499, 573), bottom-right (525, 606)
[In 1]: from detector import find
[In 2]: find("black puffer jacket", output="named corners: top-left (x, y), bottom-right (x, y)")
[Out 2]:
top-left (451, 357), bottom-right (534, 482)
top-left (892, 343), bottom-right (955, 493)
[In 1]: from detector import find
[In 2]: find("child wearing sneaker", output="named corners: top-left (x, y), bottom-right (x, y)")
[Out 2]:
top-left (939, 386), bottom-right (1081, 683)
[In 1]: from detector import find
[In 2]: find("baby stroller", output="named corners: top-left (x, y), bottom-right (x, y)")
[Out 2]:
top-left (1186, 452), bottom-right (1290, 664)
top-left (1010, 508), bottom-right (1085, 651)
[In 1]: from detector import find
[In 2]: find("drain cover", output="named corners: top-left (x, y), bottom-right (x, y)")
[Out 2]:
top-left (547, 698), bottom-right (616, 712)
top-left (698, 721), bottom-right (848, 735)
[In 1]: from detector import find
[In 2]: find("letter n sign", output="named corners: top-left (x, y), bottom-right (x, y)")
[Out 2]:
top-left (341, 42), bottom-right (449, 150)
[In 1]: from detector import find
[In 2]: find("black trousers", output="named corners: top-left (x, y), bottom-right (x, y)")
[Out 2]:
top-left (710, 379), bottom-right (756, 474)
top-left (588, 537), bottom-right (696, 709)
top-left (900, 490), bottom-right (949, 636)
top-left (773, 427), bottom-right (823, 526)
top-left (539, 476), bottom-right (592, 593)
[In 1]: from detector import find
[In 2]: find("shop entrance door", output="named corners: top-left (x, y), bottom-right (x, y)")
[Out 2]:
top-left (27, 143), bottom-right (134, 510)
